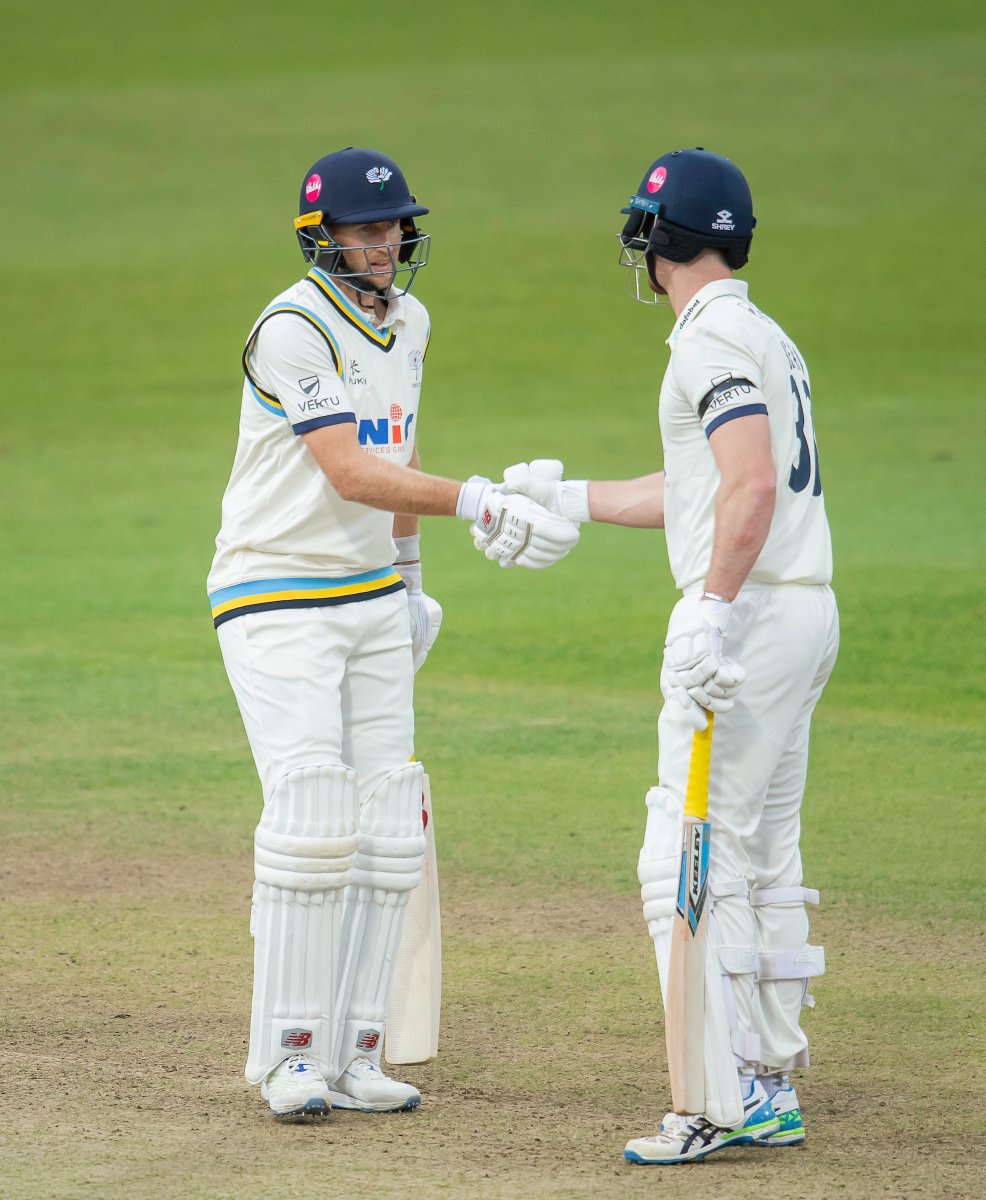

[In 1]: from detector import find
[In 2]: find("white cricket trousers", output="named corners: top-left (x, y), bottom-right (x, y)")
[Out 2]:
top-left (657, 581), bottom-right (839, 1070)
top-left (216, 591), bottom-right (415, 803)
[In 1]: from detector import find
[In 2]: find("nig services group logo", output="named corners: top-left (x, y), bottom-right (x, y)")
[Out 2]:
top-left (357, 403), bottom-right (414, 452)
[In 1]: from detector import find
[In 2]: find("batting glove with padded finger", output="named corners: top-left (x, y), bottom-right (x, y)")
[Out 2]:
top-left (470, 491), bottom-right (580, 569)
top-left (407, 591), bottom-right (443, 672)
top-left (662, 595), bottom-right (746, 730)
top-left (500, 459), bottom-right (591, 524)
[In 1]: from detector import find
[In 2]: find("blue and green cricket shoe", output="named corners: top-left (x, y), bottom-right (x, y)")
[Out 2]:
top-left (624, 1078), bottom-right (780, 1165)
top-left (752, 1077), bottom-right (806, 1146)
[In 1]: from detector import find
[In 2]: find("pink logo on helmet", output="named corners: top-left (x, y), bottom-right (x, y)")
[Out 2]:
top-left (305, 174), bottom-right (322, 202)
top-left (647, 167), bottom-right (667, 194)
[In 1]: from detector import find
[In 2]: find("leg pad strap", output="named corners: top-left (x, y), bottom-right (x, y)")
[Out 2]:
top-left (718, 945), bottom-right (759, 976)
top-left (751, 886), bottom-right (819, 907)
top-left (757, 945), bottom-right (826, 982)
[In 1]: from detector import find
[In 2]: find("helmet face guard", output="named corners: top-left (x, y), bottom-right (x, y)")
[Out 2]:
top-left (618, 195), bottom-right (665, 305)
top-left (294, 212), bottom-right (430, 299)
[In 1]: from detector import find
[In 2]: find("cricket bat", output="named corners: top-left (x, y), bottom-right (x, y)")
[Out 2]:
top-left (664, 713), bottom-right (714, 1115)
top-left (385, 772), bottom-right (441, 1064)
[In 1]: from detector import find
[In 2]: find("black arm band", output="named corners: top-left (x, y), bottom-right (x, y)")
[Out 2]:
top-left (697, 376), bottom-right (756, 419)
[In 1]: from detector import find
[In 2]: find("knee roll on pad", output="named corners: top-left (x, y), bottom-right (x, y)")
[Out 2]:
top-left (255, 763), bottom-right (360, 890)
top-left (352, 762), bottom-right (427, 893)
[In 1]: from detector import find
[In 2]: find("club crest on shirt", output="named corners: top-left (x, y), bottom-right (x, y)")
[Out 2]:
top-left (407, 349), bottom-right (424, 387)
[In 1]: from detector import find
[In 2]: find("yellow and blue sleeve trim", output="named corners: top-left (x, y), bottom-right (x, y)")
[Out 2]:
top-left (242, 303), bottom-right (345, 421)
top-left (306, 268), bottom-right (397, 352)
top-left (210, 570), bottom-right (406, 628)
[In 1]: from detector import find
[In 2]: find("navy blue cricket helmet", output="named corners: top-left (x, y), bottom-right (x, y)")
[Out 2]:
top-left (620, 148), bottom-right (755, 271)
top-left (293, 147), bottom-right (430, 295)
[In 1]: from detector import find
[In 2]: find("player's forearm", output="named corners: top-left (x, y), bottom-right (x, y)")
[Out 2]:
top-left (304, 427), bottom-right (460, 516)
top-left (703, 478), bottom-right (775, 599)
top-left (393, 450), bottom-right (422, 537)
top-left (588, 473), bottom-right (665, 528)
top-left (337, 454), bottom-right (459, 516)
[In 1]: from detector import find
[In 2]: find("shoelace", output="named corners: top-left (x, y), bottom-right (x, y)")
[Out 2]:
top-left (349, 1058), bottom-right (382, 1079)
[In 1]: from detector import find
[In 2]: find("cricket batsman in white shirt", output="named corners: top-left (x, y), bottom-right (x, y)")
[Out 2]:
top-left (495, 148), bottom-right (840, 1163)
top-left (208, 146), bottom-right (578, 1120)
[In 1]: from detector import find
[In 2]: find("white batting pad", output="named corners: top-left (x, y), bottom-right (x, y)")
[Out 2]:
top-left (335, 762), bottom-right (426, 1077)
top-left (245, 763), bottom-right (359, 1084)
top-left (386, 772), bottom-right (441, 1065)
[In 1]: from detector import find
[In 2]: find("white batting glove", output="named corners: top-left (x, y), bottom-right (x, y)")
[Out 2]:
top-left (408, 592), bottom-right (443, 671)
top-left (470, 491), bottom-right (580, 569)
top-left (662, 595), bottom-right (746, 731)
top-left (501, 459), bottom-right (591, 524)
top-left (395, 535), bottom-right (444, 672)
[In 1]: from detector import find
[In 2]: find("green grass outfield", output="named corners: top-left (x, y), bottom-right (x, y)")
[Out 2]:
top-left (1, 3), bottom-right (984, 1198)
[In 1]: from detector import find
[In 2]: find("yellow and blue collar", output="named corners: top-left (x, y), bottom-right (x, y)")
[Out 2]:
top-left (306, 268), bottom-right (399, 351)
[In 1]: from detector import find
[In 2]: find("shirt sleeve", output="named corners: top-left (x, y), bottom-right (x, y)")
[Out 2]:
top-left (671, 319), bottom-right (768, 439)
top-left (249, 311), bottom-right (356, 436)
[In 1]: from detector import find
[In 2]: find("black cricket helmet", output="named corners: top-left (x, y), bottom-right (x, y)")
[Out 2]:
top-left (294, 147), bottom-right (430, 296)
top-left (619, 148), bottom-right (755, 302)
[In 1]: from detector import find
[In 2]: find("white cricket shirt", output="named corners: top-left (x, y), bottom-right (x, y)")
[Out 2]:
top-left (208, 267), bottom-right (430, 626)
top-left (660, 279), bottom-right (833, 591)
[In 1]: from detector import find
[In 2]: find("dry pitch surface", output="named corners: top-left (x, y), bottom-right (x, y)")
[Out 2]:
top-left (1, 848), bottom-right (980, 1200)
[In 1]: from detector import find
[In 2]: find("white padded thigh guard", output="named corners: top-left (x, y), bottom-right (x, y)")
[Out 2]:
top-left (335, 762), bottom-right (426, 1076)
top-left (245, 763), bottom-right (359, 1084)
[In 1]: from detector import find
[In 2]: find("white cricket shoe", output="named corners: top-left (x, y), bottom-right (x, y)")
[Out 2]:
top-left (260, 1054), bottom-right (332, 1119)
top-left (752, 1074), bottom-right (806, 1146)
top-left (328, 1057), bottom-right (421, 1113)
top-left (624, 1078), bottom-right (780, 1165)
